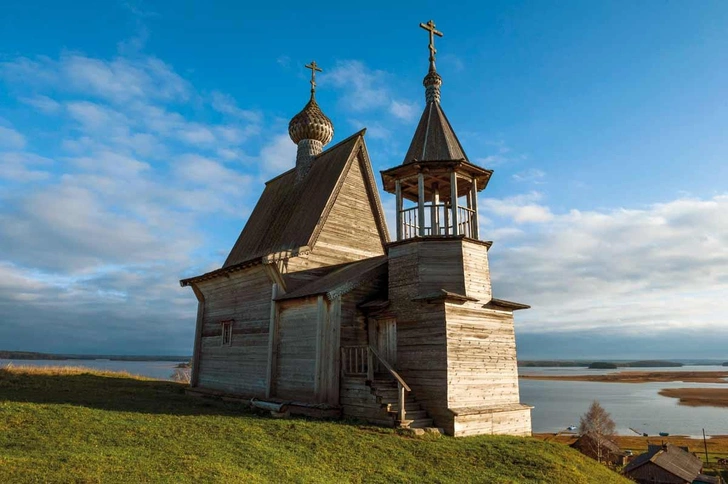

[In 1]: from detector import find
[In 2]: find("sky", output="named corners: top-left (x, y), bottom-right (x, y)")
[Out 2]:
top-left (0, 0), bottom-right (726, 359)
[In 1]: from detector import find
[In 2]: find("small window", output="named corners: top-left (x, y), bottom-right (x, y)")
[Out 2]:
top-left (221, 320), bottom-right (233, 346)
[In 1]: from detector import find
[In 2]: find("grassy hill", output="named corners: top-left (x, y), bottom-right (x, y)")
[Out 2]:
top-left (0, 366), bottom-right (629, 483)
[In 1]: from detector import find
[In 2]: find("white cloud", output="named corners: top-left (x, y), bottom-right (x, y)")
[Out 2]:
top-left (389, 100), bottom-right (419, 121)
top-left (276, 55), bottom-right (291, 68)
top-left (258, 133), bottom-right (296, 176)
top-left (19, 95), bottom-right (61, 114)
top-left (323, 60), bottom-right (419, 122)
top-left (0, 126), bottom-right (26, 149)
top-left (0, 46), bottom-right (277, 354)
top-left (0, 152), bottom-right (53, 182)
top-left (482, 192), bottom-right (554, 223)
top-left (512, 168), bottom-right (546, 184)
top-left (211, 91), bottom-right (262, 123)
top-left (489, 194), bottom-right (728, 336)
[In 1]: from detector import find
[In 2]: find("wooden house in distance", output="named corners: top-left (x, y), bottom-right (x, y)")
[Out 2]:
top-left (180, 23), bottom-right (533, 437)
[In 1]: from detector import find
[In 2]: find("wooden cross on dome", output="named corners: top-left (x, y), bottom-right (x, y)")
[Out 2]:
top-left (305, 61), bottom-right (323, 95)
top-left (419, 20), bottom-right (443, 65)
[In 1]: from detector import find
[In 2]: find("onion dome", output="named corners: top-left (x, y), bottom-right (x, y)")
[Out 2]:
top-left (288, 95), bottom-right (334, 146)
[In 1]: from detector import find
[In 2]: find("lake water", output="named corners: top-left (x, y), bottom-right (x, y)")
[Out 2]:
top-left (519, 366), bottom-right (728, 437)
top-left (2, 360), bottom-right (725, 436)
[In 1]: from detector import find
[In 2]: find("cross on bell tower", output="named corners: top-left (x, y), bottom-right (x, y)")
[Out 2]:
top-left (380, 20), bottom-right (492, 242)
top-left (419, 19), bottom-right (443, 71)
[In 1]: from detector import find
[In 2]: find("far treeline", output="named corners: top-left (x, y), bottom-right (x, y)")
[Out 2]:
top-left (0, 351), bottom-right (190, 362)
top-left (519, 360), bottom-right (686, 368)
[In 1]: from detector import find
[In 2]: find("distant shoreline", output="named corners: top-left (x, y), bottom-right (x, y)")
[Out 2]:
top-left (0, 351), bottom-right (190, 362)
top-left (520, 370), bottom-right (728, 384)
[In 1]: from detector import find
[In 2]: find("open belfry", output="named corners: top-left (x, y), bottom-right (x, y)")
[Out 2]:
top-left (181, 20), bottom-right (532, 437)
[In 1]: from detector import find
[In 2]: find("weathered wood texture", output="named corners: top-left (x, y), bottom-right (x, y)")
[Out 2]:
top-left (387, 243), bottom-right (451, 430)
top-left (387, 238), bottom-right (491, 301)
top-left (340, 271), bottom-right (387, 348)
top-left (460, 240), bottom-right (492, 301)
top-left (452, 408), bottom-right (532, 437)
top-left (625, 462), bottom-right (693, 484)
top-left (313, 155), bottom-right (386, 262)
top-left (274, 298), bottom-right (319, 400)
top-left (195, 266), bottom-right (273, 396)
top-left (340, 376), bottom-right (395, 426)
top-left (445, 304), bottom-right (521, 408)
top-left (387, 238), bottom-right (530, 436)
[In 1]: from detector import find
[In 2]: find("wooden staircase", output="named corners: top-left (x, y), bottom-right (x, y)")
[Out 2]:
top-left (368, 375), bottom-right (434, 429)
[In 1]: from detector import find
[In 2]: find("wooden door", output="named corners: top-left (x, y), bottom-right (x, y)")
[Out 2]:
top-left (376, 318), bottom-right (397, 366)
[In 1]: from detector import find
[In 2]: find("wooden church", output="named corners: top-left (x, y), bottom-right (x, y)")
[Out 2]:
top-left (180, 21), bottom-right (532, 437)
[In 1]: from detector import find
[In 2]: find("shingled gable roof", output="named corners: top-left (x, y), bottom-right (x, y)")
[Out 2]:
top-left (223, 129), bottom-right (389, 268)
top-left (403, 101), bottom-right (468, 164)
top-left (623, 444), bottom-right (703, 482)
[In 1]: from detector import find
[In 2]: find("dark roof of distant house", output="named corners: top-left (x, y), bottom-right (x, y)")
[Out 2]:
top-left (276, 256), bottom-right (387, 301)
top-left (623, 444), bottom-right (703, 482)
top-left (223, 129), bottom-right (389, 268)
top-left (571, 433), bottom-right (621, 454)
top-left (694, 474), bottom-right (722, 484)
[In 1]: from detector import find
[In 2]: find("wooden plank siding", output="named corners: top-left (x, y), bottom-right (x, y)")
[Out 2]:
top-left (309, 155), bottom-right (386, 265)
top-left (340, 376), bottom-right (395, 426)
top-left (274, 298), bottom-right (319, 400)
top-left (195, 265), bottom-right (274, 396)
top-left (452, 409), bottom-right (532, 437)
top-left (461, 240), bottom-right (492, 301)
top-left (445, 305), bottom-right (521, 408)
top-left (387, 238), bottom-right (530, 436)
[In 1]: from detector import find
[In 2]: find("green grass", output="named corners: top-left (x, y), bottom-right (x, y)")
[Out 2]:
top-left (0, 366), bottom-right (630, 483)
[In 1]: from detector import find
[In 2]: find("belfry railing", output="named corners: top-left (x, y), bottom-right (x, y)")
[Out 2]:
top-left (397, 203), bottom-right (477, 240)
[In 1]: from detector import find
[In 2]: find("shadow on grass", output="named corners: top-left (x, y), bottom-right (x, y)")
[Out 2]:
top-left (0, 369), bottom-right (255, 417)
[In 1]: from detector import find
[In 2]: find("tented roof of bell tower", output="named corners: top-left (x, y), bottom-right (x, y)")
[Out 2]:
top-left (402, 101), bottom-right (469, 164)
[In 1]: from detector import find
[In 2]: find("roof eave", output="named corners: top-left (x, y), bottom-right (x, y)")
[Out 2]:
top-left (484, 298), bottom-right (531, 311)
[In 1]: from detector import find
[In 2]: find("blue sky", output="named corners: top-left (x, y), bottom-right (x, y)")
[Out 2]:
top-left (1, 0), bottom-right (726, 358)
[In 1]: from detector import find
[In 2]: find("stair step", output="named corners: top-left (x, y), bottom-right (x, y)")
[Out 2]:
top-left (408, 418), bottom-right (434, 429)
top-left (376, 396), bottom-right (416, 405)
top-left (382, 402), bottom-right (422, 412)
top-left (398, 410), bottom-right (427, 420)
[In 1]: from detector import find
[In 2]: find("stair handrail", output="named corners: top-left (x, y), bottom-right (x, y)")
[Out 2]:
top-left (367, 345), bottom-right (411, 425)
top-left (366, 345), bottom-right (411, 391)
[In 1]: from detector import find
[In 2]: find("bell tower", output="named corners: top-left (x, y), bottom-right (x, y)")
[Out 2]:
top-left (381, 21), bottom-right (492, 243)
top-left (379, 20), bottom-right (532, 436)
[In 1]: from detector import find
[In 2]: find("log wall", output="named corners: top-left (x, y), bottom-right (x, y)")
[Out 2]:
top-left (452, 408), bottom-right (532, 437)
top-left (445, 304), bottom-right (521, 408)
top-left (387, 242), bottom-right (452, 432)
top-left (195, 266), bottom-right (273, 396)
top-left (274, 297), bottom-right (319, 400)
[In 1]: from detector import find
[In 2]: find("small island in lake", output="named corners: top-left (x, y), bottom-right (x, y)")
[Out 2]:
top-left (588, 362), bottom-right (618, 369)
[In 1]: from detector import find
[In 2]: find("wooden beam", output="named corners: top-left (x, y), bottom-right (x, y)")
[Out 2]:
top-left (417, 173), bottom-right (425, 237)
top-left (189, 284), bottom-right (205, 388)
top-left (431, 183), bottom-right (440, 235)
top-left (265, 283), bottom-right (279, 398)
top-left (329, 297), bottom-right (342, 405)
top-left (450, 170), bottom-right (458, 235)
top-left (314, 295), bottom-right (325, 399)
top-left (471, 178), bottom-right (479, 239)
top-left (395, 180), bottom-right (402, 241)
